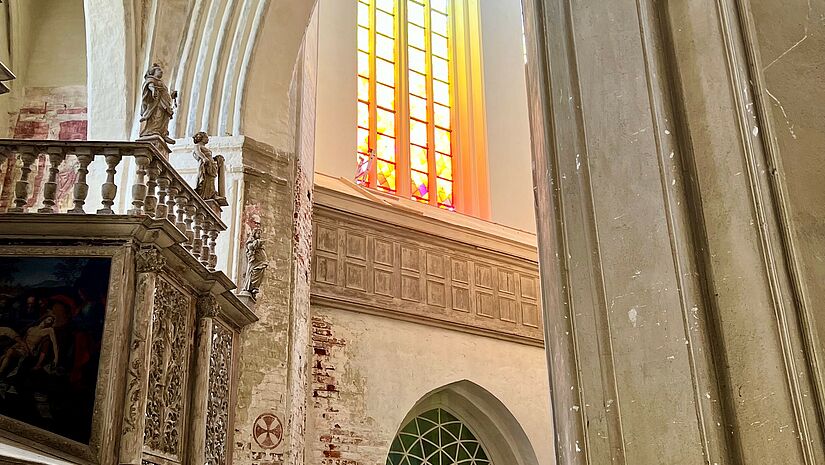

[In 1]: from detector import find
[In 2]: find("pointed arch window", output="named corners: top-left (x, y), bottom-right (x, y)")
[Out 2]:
top-left (355, 0), bottom-right (458, 210)
top-left (386, 408), bottom-right (491, 465)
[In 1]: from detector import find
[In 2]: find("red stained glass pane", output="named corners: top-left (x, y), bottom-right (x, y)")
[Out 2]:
top-left (376, 160), bottom-right (397, 191)
top-left (410, 120), bottom-right (428, 146)
top-left (436, 152), bottom-right (452, 179)
top-left (376, 134), bottom-right (396, 162)
top-left (434, 128), bottom-right (451, 154)
top-left (434, 104), bottom-right (450, 128)
top-left (411, 170), bottom-right (429, 199)
top-left (376, 108), bottom-right (395, 136)
top-left (410, 144), bottom-right (428, 172)
top-left (409, 95), bottom-right (427, 121)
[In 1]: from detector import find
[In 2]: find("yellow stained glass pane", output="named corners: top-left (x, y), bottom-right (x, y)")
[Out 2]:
top-left (408, 1), bottom-right (425, 25)
top-left (376, 58), bottom-right (395, 86)
top-left (432, 33), bottom-right (448, 58)
top-left (358, 26), bottom-right (370, 52)
top-left (437, 179), bottom-right (453, 206)
top-left (436, 152), bottom-right (453, 179)
top-left (433, 79), bottom-right (450, 105)
top-left (434, 103), bottom-right (450, 128)
top-left (432, 56), bottom-right (449, 82)
top-left (431, 11), bottom-right (448, 36)
top-left (376, 108), bottom-right (395, 136)
top-left (411, 170), bottom-right (429, 199)
top-left (410, 145), bottom-right (428, 172)
top-left (410, 120), bottom-right (428, 146)
top-left (376, 160), bottom-right (397, 191)
top-left (408, 47), bottom-right (426, 73)
top-left (376, 134), bottom-right (396, 161)
top-left (357, 1), bottom-right (370, 27)
top-left (409, 70), bottom-right (427, 97)
top-left (434, 127), bottom-right (451, 153)
top-left (358, 101), bottom-right (370, 127)
top-left (431, 0), bottom-right (448, 13)
top-left (376, 34), bottom-right (394, 61)
top-left (408, 24), bottom-right (425, 50)
top-left (358, 51), bottom-right (370, 78)
top-left (409, 95), bottom-right (427, 121)
top-left (376, 0), bottom-right (395, 13)
top-left (376, 83), bottom-right (395, 110)
top-left (376, 10), bottom-right (394, 37)
top-left (358, 76), bottom-right (370, 101)
top-left (357, 127), bottom-right (370, 153)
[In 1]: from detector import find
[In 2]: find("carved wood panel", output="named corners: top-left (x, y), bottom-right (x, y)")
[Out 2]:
top-left (206, 321), bottom-right (233, 465)
top-left (311, 213), bottom-right (543, 345)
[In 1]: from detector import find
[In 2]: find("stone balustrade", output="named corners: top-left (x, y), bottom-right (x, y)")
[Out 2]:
top-left (0, 140), bottom-right (226, 271)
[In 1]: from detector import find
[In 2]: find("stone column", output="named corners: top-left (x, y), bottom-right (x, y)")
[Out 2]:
top-left (524, 0), bottom-right (825, 464)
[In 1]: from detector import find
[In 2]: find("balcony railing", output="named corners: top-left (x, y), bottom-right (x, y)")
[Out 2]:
top-left (0, 140), bottom-right (226, 271)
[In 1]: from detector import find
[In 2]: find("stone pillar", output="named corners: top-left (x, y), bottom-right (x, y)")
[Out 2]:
top-left (524, 0), bottom-right (825, 464)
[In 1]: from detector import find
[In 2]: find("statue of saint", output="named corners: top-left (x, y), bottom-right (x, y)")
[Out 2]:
top-left (192, 132), bottom-right (223, 200)
top-left (241, 228), bottom-right (268, 300)
top-left (139, 63), bottom-right (177, 144)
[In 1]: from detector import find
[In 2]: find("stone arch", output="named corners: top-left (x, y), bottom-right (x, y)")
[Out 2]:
top-left (392, 380), bottom-right (540, 465)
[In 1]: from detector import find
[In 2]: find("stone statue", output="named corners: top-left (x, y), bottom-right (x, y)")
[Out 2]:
top-left (240, 227), bottom-right (268, 300)
top-left (139, 63), bottom-right (177, 144)
top-left (192, 131), bottom-right (225, 202)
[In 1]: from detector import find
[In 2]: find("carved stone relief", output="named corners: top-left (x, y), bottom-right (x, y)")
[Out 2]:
top-left (205, 322), bottom-right (233, 465)
top-left (144, 276), bottom-right (192, 457)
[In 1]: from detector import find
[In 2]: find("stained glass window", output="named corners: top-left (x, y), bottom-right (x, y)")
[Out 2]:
top-left (356, 0), bottom-right (455, 210)
top-left (386, 408), bottom-right (491, 465)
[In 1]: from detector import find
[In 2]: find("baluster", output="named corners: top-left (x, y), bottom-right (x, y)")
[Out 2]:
top-left (97, 149), bottom-right (122, 214)
top-left (165, 181), bottom-right (178, 224)
top-left (143, 158), bottom-right (160, 216)
top-left (192, 212), bottom-right (204, 260)
top-left (37, 147), bottom-right (66, 213)
top-left (174, 187), bottom-right (188, 234)
top-left (9, 146), bottom-right (38, 213)
top-left (208, 227), bottom-right (219, 271)
top-left (129, 148), bottom-right (151, 215)
top-left (200, 219), bottom-right (212, 267)
top-left (68, 148), bottom-right (94, 214)
top-left (155, 171), bottom-right (170, 219)
top-left (183, 202), bottom-right (196, 252)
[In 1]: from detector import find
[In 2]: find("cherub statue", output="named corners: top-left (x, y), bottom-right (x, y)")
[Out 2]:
top-left (241, 227), bottom-right (268, 300)
top-left (139, 63), bottom-right (177, 144)
top-left (192, 131), bottom-right (225, 201)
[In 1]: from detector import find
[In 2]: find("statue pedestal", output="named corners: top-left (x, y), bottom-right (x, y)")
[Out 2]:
top-left (137, 134), bottom-right (173, 159)
top-left (236, 292), bottom-right (256, 308)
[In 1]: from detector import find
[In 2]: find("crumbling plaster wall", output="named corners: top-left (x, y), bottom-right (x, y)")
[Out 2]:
top-left (308, 307), bottom-right (553, 465)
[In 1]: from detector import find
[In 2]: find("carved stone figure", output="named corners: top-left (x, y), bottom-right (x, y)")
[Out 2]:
top-left (192, 132), bottom-right (226, 203)
top-left (139, 63), bottom-right (177, 145)
top-left (240, 228), bottom-right (268, 300)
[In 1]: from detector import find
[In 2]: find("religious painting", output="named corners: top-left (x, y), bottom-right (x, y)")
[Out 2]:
top-left (0, 256), bottom-right (111, 445)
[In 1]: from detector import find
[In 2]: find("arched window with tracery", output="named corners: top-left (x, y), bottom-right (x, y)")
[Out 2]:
top-left (386, 408), bottom-right (492, 465)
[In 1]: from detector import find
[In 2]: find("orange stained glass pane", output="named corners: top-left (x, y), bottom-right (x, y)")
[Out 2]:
top-left (408, 46), bottom-right (426, 73)
top-left (408, 1), bottom-right (425, 26)
top-left (411, 170), bottom-right (429, 199)
top-left (409, 95), bottom-right (427, 121)
top-left (432, 56), bottom-right (449, 82)
top-left (432, 33), bottom-right (448, 58)
top-left (376, 134), bottom-right (396, 161)
top-left (376, 58), bottom-right (395, 86)
top-left (408, 24), bottom-right (425, 49)
top-left (409, 70), bottom-right (427, 97)
top-left (376, 34), bottom-right (394, 61)
top-left (358, 76), bottom-right (370, 101)
top-left (358, 26), bottom-right (370, 52)
top-left (434, 127), bottom-right (451, 154)
top-left (376, 83), bottom-right (395, 109)
top-left (410, 145), bottom-right (428, 172)
top-left (437, 179), bottom-right (453, 206)
top-left (357, 51), bottom-right (370, 78)
top-left (434, 103), bottom-right (450, 128)
top-left (433, 79), bottom-right (449, 105)
top-left (376, 10), bottom-right (395, 37)
top-left (357, 1), bottom-right (370, 27)
top-left (436, 152), bottom-right (453, 179)
top-left (376, 108), bottom-right (395, 136)
top-left (357, 127), bottom-right (370, 153)
top-left (376, 160), bottom-right (397, 191)
top-left (431, 11), bottom-right (448, 36)
top-left (409, 120), bottom-right (428, 146)
top-left (376, 0), bottom-right (395, 13)
top-left (358, 101), bottom-right (370, 127)
top-left (431, 0), bottom-right (448, 14)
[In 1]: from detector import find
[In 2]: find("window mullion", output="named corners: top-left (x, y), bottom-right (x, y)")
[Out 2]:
top-left (396, 0), bottom-right (411, 199)
top-left (424, 0), bottom-right (437, 207)
top-left (368, 0), bottom-right (378, 189)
